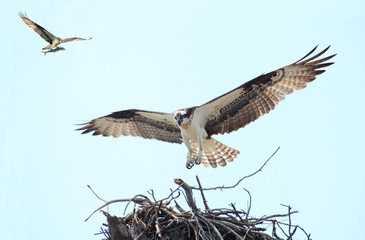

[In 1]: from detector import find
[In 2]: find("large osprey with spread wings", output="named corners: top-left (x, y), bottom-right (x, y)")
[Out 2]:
top-left (19, 12), bottom-right (91, 51)
top-left (78, 46), bottom-right (335, 169)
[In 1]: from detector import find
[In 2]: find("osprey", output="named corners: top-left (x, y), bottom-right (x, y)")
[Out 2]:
top-left (19, 12), bottom-right (91, 50)
top-left (78, 46), bottom-right (335, 169)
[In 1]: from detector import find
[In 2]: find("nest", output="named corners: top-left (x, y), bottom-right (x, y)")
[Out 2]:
top-left (87, 148), bottom-right (311, 240)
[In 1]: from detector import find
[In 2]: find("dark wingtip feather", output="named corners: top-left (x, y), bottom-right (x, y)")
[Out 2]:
top-left (294, 45), bottom-right (336, 66)
top-left (300, 46), bottom-right (332, 65)
top-left (314, 62), bottom-right (335, 70)
top-left (293, 45), bottom-right (319, 64)
top-left (314, 70), bottom-right (326, 75)
top-left (75, 122), bottom-right (94, 134)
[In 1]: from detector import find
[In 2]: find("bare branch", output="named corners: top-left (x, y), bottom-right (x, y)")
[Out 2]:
top-left (198, 215), bottom-right (224, 240)
top-left (87, 185), bottom-right (107, 203)
top-left (243, 188), bottom-right (252, 221)
top-left (174, 179), bottom-right (199, 213)
top-left (281, 204), bottom-right (293, 239)
top-left (192, 147), bottom-right (280, 191)
top-left (155, 201), bottom-right (165, 240)
top-left (174, 199), bottom-right (185, 213)
top-left (230, 203), bottom-right (245, 223)
top-left (148, 189), bottom-right (157, 202)
top-left (158, 187), bottom-right (181, 204)
top-left (85, 195), bottom-right (150, 222)
top-left (196, 175), bottom-right (210, 212)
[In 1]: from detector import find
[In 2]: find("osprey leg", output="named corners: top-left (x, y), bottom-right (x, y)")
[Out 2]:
top-left (183, 138), bottom-right (195, 169)
top-left (194, 132), bottom-right (204, 165)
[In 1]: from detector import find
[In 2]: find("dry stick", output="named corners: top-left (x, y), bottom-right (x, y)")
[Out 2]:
top-left (273, 220), bottom-right (310, 240)
top-left (157, 187), bottom-right (181, 203)
top-left (195, 215), bottom-right (219, 240)
top-left (123, 194), bottom-right (153, 215)
top-left (242, 226), bottom-right (251, 240)
top-left (186, 220), bottom-right (199, 240)
top-left (208, 218), bottom-right (244, 240)
top-left (249, 230), bottom-right (277, 240)
top-left (272, 220), bottom-right (280, 239)
top-left (174, 179), bottom-right (199, 213)
top-left (276, 220), bottom-right (289, 239)
top-left (155, 201), bottom-right (165, 240)
top-left (281, 204), bottom-right (293, 239)
top-left (87, 185), bottom-right (109, 216)
top-left (148, 189), bottom-right (157, 202)
top-left (85, 195), bottom-right (151, 222)
top-left (192, 147), bottom-right (280, 191)
top-left (256, 212), bottom-right (298, 222)
top-left (196, 175), bottom-right (210, 212)
top-left (243, 188), bottom-right (252, 221)
top-left (164, 189), bottom-right (181, 206)
top-left (87, 185), bottom-right (107, 202)
top-left (174, 199), bottom-right (186, 213)
top-left (230, 203), bottom-right (245, 223)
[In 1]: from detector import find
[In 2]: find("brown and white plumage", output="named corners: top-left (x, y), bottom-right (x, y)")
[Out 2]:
top-left (19, 12), bottom-right (91, 50)
top-left (79, 110), bottom-right (182, 144)
top-left (78, 46), bottom-right (336, 169)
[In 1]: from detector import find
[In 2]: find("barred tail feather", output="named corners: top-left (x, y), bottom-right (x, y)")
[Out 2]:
top-left (190, 139), bottom-right (240, 168)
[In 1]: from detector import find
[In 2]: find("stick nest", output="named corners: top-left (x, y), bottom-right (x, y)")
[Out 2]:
top-left (88, 148), bottom-right (311, 240)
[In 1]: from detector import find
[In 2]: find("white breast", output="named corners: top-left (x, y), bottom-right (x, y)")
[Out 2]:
top-left (180, 108), bottom-right (208, 144)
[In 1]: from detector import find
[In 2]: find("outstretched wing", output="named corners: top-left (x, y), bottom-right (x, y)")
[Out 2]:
top-left (19, 12), bottom-right (57, 44)
top-left (62, 37), bottom-right (92, 43)
top-left (77, 109), bottom-right (182, 144)
top-left (199, 46), bottom-right (336, 137)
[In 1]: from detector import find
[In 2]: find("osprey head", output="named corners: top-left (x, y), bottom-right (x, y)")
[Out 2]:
top-left (173, 108), bottom-right (192, 127)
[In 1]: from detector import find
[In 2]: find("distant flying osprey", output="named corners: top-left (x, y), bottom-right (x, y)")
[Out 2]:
top-left (19, 12), bottom-right (91, 50)
top-left (78, 46), bottom-right (335, 169)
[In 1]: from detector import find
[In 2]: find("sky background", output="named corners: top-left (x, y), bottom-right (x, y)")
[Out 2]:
top-left (1, 0), bottom-right (364, 239)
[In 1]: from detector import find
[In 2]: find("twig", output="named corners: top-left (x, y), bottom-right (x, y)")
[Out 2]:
top-left (243, 188), bottom-right (252, 221)
top-left (174, 199), bottom-right (185, 213)
top-left (243, 226), bottom-right (251, 240)
top-left (123, 194), bottom-right (152, 215)
top-left (156, 186), bottom-right (181, 203)
top-left (148, 189), bottom-right (157, 202)
top-left (192, 147), bottom-right (280, 191)
top-left (273, 219), bottom-right (311, 240)
top-left (276, 220), bottom-right (289, 238)
top-left (229, 203), bottom-right (245, 223)
top-left (281, 204), bottom-right (293, 239)
top-left (155, 201), bottom-right (165, 240)
top-left (195, 214), bottom-right (216, 240)
top-left (87, 185), bottom-right (107, 202)
top-left (209, 218), bottom-right (244, 240)
top-left (87, 185), bottom-right (110, 216)
top-left (164, 189), bottom-right (181, 206)
top-left (85, 196), bottom-right (150, 221)
top-left (196, 175), bottom-right (210, 212)
top-left (272, 220), bottom-right (280, 239)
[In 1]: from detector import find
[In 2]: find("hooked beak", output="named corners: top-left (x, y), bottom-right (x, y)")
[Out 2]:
top-left (177, 118), bottom-right (183, 126)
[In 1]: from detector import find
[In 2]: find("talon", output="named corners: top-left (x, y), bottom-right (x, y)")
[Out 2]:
top-left (186, 162), bottom-right (194, 169)
top-left (194, 157), bottom-right (202, 165)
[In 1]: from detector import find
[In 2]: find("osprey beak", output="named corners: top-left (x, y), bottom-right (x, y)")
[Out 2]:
top-left (177, 118), bottom-right (182, 126)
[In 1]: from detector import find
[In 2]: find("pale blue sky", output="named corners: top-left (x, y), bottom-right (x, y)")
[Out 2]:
top-left (1, 1), bottom-right (364, 239)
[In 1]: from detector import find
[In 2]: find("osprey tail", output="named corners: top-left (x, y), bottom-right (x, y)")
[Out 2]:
top-left (190, 139), bottom-right (240, 168)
